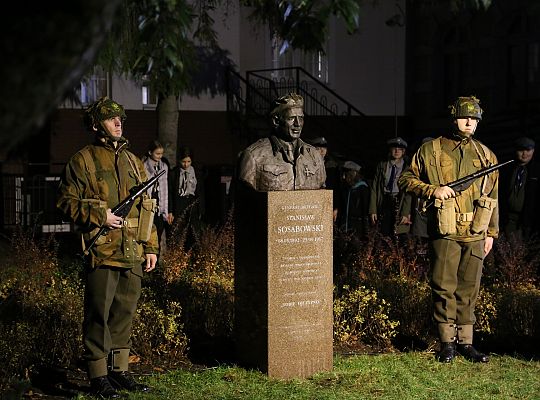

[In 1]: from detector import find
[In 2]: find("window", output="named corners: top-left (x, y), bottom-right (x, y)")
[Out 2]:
top-left (80, 66), bottom-right (108, 105)
top-left (271, 34), bottom-right (329, 84)
top-left (142, 84), bottom-right (158, 107)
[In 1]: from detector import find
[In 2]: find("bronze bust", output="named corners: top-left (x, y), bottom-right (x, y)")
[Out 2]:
top-left (237, 93), bottom-right (326, 191)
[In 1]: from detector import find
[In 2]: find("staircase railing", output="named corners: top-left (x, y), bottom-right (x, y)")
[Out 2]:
top-left (246, 67), bottom-right (365, 118)
top-left (226, 66), bottom-right (366, 150)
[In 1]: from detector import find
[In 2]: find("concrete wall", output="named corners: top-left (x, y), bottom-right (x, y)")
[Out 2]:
top-left (70, 1), bottom-right (406, 118)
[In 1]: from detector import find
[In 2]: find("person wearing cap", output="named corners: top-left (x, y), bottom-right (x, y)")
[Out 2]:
top-left (399, 95), bottom-right (497, 364)
top-left (237, 93), bottom-right (326, 191)
top-left (336, 161), bottom-right (369, 239)
top-left (368, 136), bottom-right (412, 237)
top-left (500, 136), bottom-right (540, 239)
top-left (57, 97), bottom-right (157, 397)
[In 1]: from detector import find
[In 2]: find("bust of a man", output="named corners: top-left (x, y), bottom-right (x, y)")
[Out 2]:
top-left (237, 93), bottom-right (326, 191)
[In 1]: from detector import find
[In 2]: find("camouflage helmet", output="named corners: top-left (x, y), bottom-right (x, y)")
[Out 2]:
top-left (84, 97), bottom-right (126, 130)
top-left (270, 93), bottom-right (304, 119)
top-left (448, 96), bottom-right (483, 120)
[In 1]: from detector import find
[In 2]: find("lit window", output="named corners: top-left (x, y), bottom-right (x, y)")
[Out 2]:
top-left (80, 66), bottom-right (108, 105)
top-left (142, 85), bottom-right (158, 106)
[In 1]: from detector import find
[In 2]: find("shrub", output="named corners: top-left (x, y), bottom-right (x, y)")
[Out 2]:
top-left (333, 285), bottom-right (399, 348)
top-left (0, 229), bottom-right (84, 390)
top-left (159, 215), bottom-right (235, 339)
top-left (490, 285), bottom-right (540, 340)
top-left (473, 288), bottom-right (498, 335)
top-left (132, 288), bottom-right (189, 366)
top-left (370, 276), bottom-right (433, 346)
top-left (485, 235), bottom-right (540, 288)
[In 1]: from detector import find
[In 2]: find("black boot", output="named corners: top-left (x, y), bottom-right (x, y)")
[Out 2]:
top-left (457, 344), bottom-right (489, 363)
top-left (108, 370), bottom-right (150, 392)
top-left (89, 376), bottom-right (122, 398)
top-left (436, 342), bottom-right (456, 363)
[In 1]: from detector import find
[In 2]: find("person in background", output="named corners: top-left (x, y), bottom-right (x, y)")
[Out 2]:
top-left (337, 160), bottom-right (369, 239)
top-left (306, 136), bottom-right (341, 221)
top-left (399, 95), bottom-right (497, 364)
top-left (169, 146), bottom-right (201, 248)
top-left (500, 136), bottom-right (540, 240)
top-left (410, 137), bottom-right (435, 252)
top-left (369, 137), bottom-right (411, 237)
top-left (237, 92), bottom-right (326, 191)
top-left (142, 140), bottom-right (172, 252)
top-left (57, 97), bottom-right (156, 398)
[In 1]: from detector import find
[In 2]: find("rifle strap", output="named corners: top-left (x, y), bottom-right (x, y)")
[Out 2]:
top-left (79, 146), bottom-right (100, 254)
top-left (432, 137), bottom-right (446, 185)
top-left (124, 151), bottom-right (143, 185)
top-left (80, 146), bottom-right (99, 197)
top-left (471, 139), bottom-right (490, 195)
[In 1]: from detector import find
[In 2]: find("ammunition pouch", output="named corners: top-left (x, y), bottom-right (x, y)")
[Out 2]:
top-left (470, 196), bottom-right (497, 234)
top-left (137, 197), bottom-right (157, 242)
top-left (434, 198), bottom-right (457, 236)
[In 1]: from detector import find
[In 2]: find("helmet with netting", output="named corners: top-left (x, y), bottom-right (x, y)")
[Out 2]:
top-left (448, 96), bottom-right (483, 120)
top-left (84, 97), bottom-right (126, 130)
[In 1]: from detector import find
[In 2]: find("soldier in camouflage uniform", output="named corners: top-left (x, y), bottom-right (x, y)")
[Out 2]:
top-left (399, 96), bottom-right (497, 363)
top-left (237, 93), bottom-right (326, 191)
top-left (57, 97), bottom-right (158, 398)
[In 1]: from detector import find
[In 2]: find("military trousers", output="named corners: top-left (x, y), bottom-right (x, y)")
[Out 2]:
top-left (83, 264), bottom-right (142, 377)
top-left (429, 238), bottom-right (484, 331)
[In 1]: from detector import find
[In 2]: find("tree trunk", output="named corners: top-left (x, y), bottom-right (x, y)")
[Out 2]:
top-left (157, 94), bottom-right (180, 168)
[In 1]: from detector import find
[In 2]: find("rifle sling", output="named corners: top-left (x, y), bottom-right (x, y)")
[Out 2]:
top-left (432, 138), bottom-right (446, 185)
top-left (80, 146), bottom-right (99, 197)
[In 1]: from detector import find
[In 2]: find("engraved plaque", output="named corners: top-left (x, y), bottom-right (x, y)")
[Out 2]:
top-left (234, 189), bottom-right (333, 379)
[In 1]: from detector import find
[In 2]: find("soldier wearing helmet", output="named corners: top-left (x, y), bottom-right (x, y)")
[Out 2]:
top-left (83, 96), bottom-right (127, 141)
top-left (237, 92), bottom-right (326, 191)
top-left (57, 97), bottom-right (157, 397)
top-left (399, 95), bottom-right (498, 364)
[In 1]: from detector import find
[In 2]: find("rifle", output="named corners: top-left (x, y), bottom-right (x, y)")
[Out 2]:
top-left (83, 169), bottom-right (165, 255)
top-left (445, 159), bottom-right (514, 192)
top-left (423, 159), bottom-right (514, 209)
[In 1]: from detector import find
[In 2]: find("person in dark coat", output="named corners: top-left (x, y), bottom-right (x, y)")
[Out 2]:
top-left (500, 136), bottom-right (540, 239)
top-left (168, 146), bottom-right (202, 248)
top-left (337, 161), bottom-right (369, 239)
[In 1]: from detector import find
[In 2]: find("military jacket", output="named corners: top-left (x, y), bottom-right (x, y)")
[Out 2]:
top-left (57, 137), bottom-right (159, 268)
top-left (398, 135), bottom-right (499, 241)
top-left (237, 136), bottom-right (326, 191)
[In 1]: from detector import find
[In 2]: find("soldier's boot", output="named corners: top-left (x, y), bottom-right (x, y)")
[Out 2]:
top-left (89, 376), bottom-right (122, 399)
top-left (436, 323), bottom-right (457, 363)
top-left (456, 325), bottom-right (489, 363)
top-left (107, 349), bottom-right (151, 392)
top-left (87, 358), bottom-right (121, 398)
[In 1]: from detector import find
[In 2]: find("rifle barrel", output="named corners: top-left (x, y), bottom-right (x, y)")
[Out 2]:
top-left (448, 159), bottom-right (514, 190)
top-left (83, 169), bottom-right (166, 255)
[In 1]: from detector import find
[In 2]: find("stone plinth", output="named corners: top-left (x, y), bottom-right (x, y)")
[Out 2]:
top-left (234, 189), bottom-right (333, 379)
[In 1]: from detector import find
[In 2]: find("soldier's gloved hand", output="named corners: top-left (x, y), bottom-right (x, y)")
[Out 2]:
top-left (433, 186), bottom-right (455, 201)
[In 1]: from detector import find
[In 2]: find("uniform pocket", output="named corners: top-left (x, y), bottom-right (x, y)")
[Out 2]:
top-left (470, 196), bottom-right (497, 234)
top-left (137, 197), bottom-right (157, 242)
top-left (434, 198), bottom-right (456, 236)
top-left (259, 164), bottom-right (291, 191)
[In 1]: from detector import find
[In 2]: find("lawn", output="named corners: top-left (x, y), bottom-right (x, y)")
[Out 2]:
top-left (75, 351), bottom-right (540, 400)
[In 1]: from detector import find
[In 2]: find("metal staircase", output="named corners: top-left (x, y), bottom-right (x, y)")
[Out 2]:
top-left (225, 67), bottom-right (365, 155)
